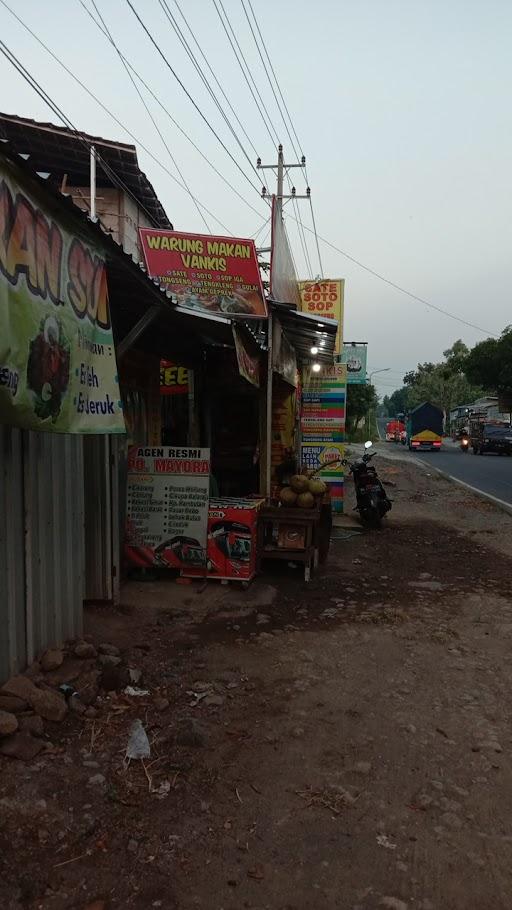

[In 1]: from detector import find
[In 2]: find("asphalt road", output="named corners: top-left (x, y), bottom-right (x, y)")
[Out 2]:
top-left (376, 417), bottom-right (512, 506)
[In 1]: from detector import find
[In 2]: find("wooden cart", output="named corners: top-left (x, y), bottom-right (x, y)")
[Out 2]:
top-left (256, 497), bottom-right (332, 581)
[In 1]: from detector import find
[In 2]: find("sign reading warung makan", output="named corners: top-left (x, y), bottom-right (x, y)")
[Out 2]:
top-left (0, 158), bottom-right (124, 434)
top-left (139, 229), bottom-right (267, 318)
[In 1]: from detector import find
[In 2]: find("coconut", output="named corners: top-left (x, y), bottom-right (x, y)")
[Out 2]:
top-left (280, 487), bottom-right (297, 507)
top-left (297, 491), bottom-right (315, 509)
top-left (290, 474), bottom-right (309, 494)
top-left (308, 478), bottom-right (327, 496)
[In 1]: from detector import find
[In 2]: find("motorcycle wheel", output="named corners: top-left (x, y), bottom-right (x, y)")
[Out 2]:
top-left (360, 507), bottom-right (381, 529)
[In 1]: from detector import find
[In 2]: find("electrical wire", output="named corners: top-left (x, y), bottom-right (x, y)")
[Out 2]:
top-left (0, 0), bottom-right (240, 231)
top-left (89, 0), bottom-right (210, 231)
top-left (211, 0), bottom-right (278, 149)
top-left (75, 0), bottom-right (264, 219)
top-left (158, 0), bottom-right (261, 183)
top-left (124, 0), bottom-right (263, 199)
top-left (288, 214), bottom-right (498, 337)
top-left (171, 0), bottom-right (258, 158)
top-left (0, 39), bottom-right (161, 227)
top-left (239, 0), bottom-right (319, 275)
top-left (246, 0), bottom-right (303, 158)
top-left (240, 0), bottom-right (299, 160)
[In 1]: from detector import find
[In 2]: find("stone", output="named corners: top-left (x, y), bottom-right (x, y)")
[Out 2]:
top-left (88, 773), bottom-right (106, 788)
top-left (0, 694), bottom-right (28, 714)
top-left (0, 710), bottom-right (18, 736)
top-left (204, 694), bottom-right (224, 707)
top-left (74, 642), bottom-right (98, 660)
top-left (98, 643), bottom-right (120, 657)
top-left (354, 761), bottom-right (372, 775)
top-left (0, 732), bottom-right (44, 760)
top-left (75, 668), bottom-right (101, 705)
top-left (153, 697), bottom-right (170, 712)
top-left (128, 668), bottom-right (142, 685)
top-left (30, 687), bottom-right (67, 722)
top-left (98, 654), bottom-right (121, 667)
top-left (256, 614), bottom-right (271, 626)
top-left (40, 649), bottom-right (64, 672)
top-left (1, 675), bottom-right (38, 702)
top-left (100, 664), bottom-right (129, 692)
top-left (69, 697), bottom-right (86, 716)
top-left (380, 899), bottom-right (408, 910)
top-left (85, 707), bottom-right (98, 719)
top-left (18, 715), bottom-right (44, 737)
top-left (127, 838), bottom-right (139, 853)
top-left (441, 812), bottom-right (463, 830)
top-left (2, 675), bottom-right (66, 721)
top-left (176, 719), bottom-right (207, 748)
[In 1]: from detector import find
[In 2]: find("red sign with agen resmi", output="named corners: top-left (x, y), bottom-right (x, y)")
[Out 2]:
top-left (139, 229), bottom-right (267, 318)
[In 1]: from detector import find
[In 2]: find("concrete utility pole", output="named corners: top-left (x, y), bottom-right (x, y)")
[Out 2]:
top-left (257, 144), bottom-right (310, 220)
top-left (256, 146), bottom-right (310, 498)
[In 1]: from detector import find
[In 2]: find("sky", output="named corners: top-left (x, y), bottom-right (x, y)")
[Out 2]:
top-left (1, 0), bottom-right (511, 398)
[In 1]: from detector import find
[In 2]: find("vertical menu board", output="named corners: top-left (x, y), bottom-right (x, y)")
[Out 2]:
top-left (125, 446), bottom-right (210, 570)
top-left (301, 364), bottom-right (347, 512)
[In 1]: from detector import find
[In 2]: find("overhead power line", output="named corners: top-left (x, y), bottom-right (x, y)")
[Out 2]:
top-left (75, 0), bottom-right (264, 219)
top-left (124, 0), bottom-right (263, 200)
top-left (171, 0), bottom-right (258, 158)
top-left (0, 0), bottom-right (243, 231)
top-left (289, 215), bottom-right (498, 337)
top-left (0, 39), bottom-right (160, 227)
top-left (89, 0), bottom-right (210, 231)
top-left (158, 0), bottom-right (261, 184)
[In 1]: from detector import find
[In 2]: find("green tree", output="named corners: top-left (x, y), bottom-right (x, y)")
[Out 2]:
top-left (464, 327), bottom-right (512, 393)
top-left (346, 384), bottom-right (377, 434)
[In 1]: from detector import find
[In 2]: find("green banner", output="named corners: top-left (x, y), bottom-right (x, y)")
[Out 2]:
top-left (0, 157), bottom-right (125, 434)
top-left (339, 343), bottom-right (367, 384)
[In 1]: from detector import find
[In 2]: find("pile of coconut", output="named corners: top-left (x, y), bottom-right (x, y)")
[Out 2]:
top-left (279, 474), bottom-right (327, 509)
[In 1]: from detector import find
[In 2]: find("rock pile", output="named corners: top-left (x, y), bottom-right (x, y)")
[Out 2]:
top-left (0, 638), bottom-right (136, 760)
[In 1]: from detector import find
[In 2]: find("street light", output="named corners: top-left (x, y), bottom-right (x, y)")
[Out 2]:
top-left (367, 368), bottom-right (390, 436)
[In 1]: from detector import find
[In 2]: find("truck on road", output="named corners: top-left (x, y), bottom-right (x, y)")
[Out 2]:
top-left (469, 415), bottom-right (512, 456)
top-left (406, 402), bottom-right (443, 452)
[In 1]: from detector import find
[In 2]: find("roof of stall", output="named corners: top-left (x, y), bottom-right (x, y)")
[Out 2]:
top-left (269, 300), bottom-right (338, 364)
top-left (0, 136), bottom-right (262, 365)
top-left (0, 112), bottom-right (172, 229)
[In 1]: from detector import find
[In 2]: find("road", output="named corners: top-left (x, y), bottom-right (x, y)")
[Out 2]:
top-left (376, 417), bottom-right (512, 506)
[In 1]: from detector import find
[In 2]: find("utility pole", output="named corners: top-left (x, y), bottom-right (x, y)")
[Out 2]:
top-left (256, 146), bottom-right (310, 498)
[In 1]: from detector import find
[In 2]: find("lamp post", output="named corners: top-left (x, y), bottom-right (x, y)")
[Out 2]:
top-left (367, 368), bottom-right (390, 437)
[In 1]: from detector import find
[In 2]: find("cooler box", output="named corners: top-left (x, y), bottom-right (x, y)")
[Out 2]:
top-left (182, 498), bottom-right (264, 582)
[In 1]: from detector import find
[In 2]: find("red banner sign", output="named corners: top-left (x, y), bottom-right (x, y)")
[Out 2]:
top-left (139, 229), bottom-right (267, 318)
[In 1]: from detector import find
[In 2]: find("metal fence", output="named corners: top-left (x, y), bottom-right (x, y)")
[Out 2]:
top-left (0, 425), bottom-right (84, 682)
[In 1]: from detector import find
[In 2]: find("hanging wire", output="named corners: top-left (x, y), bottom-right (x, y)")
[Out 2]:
top-left (74, 0), bottom-right (264, 218)
top-left (170, 0), bottom-right (260, 158)
top-left (158, 0), bottom-right (262, 184)
top-left (90, 0), bottom-right (210, 231)
top-left (124, 0), bottom-right (263, 198)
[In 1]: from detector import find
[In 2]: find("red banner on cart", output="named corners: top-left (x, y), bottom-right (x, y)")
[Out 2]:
top-left (139, 229), bottom-right (267, 318)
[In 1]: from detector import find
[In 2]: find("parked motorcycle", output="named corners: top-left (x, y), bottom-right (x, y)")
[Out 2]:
top-left (343, 442), bottom-right (392, 528)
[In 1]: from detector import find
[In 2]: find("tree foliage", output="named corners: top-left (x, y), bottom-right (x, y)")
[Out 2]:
top-left (464, 327), bottom-right (512, 393)
top-left (382, 340), bottom-right (485, 416)
top-left (346, 384), bottom-right (377, 434)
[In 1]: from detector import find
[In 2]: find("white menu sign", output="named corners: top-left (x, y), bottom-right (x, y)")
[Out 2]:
top-left (125, 446), bottom-right (210, 570)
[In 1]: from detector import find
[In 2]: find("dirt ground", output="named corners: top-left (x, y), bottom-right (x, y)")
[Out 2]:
top-left (2, 455), bottom-right (512, 910)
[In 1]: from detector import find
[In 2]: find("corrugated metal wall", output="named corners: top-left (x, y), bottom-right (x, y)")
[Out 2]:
top-left (84, 435), bottom-right (112, 603)
top-left (0, 425), bottom-right (27, 678)
top-left (0, 425), bottom-right (85, 681)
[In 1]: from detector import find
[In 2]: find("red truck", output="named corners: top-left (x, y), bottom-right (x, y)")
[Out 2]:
top-left (385, 419), bottom-right (405, 442)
